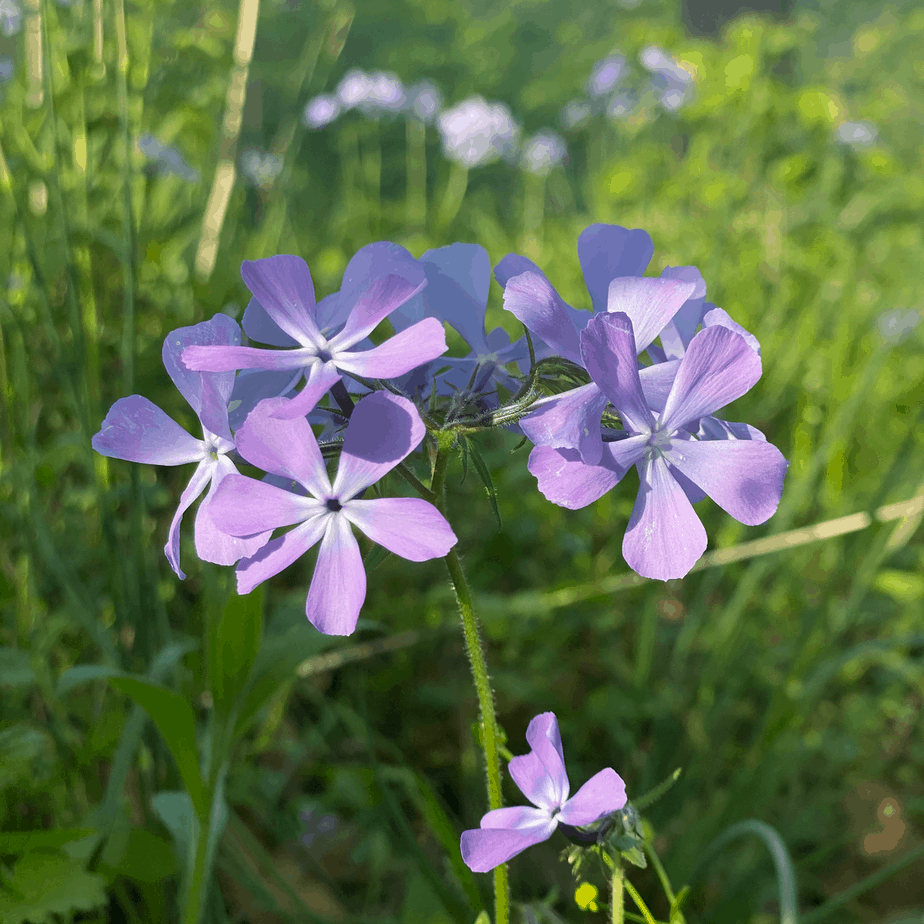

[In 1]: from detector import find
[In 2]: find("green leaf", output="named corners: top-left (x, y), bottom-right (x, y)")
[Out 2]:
top-left (98, 825), bottom-right (178, 884)
top-left (362, 542), bottom-right (392, 572)
top-left (109, 677), bottom-right (207, 818)
top-left (208, 585), bottom-right (264, 715)
top-left (0, 829), bottom-right (96, 856)
top-left (0, 648), bottom-right (35, 688)
top-left (464, 438), bottom-right (502, 530)
top-left (0, 850), bottom-right (107, 924)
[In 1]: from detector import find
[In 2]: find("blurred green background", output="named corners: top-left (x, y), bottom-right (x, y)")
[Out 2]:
top-left (1, 0), bottom-right (923, 922)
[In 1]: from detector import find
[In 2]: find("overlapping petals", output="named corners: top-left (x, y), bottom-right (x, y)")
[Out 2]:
top-left (530, 312), bottom-right (788, 580)
top-left (208, 391), bottom-right (457, 635)
top-left (91, 315), bottom-right (271, 578)
top-left (461, 712), bottom-right (627, 873)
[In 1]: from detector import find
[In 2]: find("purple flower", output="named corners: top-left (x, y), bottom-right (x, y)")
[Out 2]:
top-left (495, 228), bottom-right (697, 464)
top-left (208, 391), bottom-right (457, 636)
top-left (181, 254), bottom-right (445, 420)
top-left (529, 313), bottom-right (788, 580)
top-left (587, 55), bottom-right (627, 98)
top-left (91, 315), bottom-right (271, 578)
top-left (460, 712), bottom-right (626, 873)
top-left (303, 94), bottom-right (340, 129)
top-left (521, 131), bottom-right (568, 177)
top-left (407, 80), bottom-right (443, 123)
top-left (437, 96), bottom-right (521, 168)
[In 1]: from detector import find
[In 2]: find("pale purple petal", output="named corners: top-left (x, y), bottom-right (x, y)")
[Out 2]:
top-left (460, 824), bottom-right (555, 873)
top-left (703, 305), bottom-right (761, 356)
top-left (623, 455), bottom-right (707, 581)
top-left (164, 460), bottom-right (213, 578)
top-left (236, 514), bottom-right (329, 595)
top-left (656, 266), bottom-right (707, 360)
top-left (520, 383), bottom-right (608, 465)
top-left (493, 253), bottom-right (543, 288)
top-left (342, 498), bottom-right (457, 561)
top-left (418, 243), bottom-right (491, 350)
top-left (332, 392), bottom-right (426, 500)
top-left (208, 473), bottom-right (322, 536)
top-left (327, 275), bottom-right (427, 351)
top-left (502, 272), bottom-right (581, 364)
top-left (577, 224), bottom-right (654, 314)
top-left (528, 437), bottom-right (648, 509)
top-left (92, 396), bottom-right (203, 465)
top-left (258, 364), bottom-right (342, 421)
top-left (606, 277), bottom-right (696, 353)
top-left (665, 439), bottom-right (788, 526)
top-left (233, 397), bottom-right (332, 498)
top-left (580, 313), bottom-right (655, 434)
top-left (162, 314), bottom-right (241, 436)
top-left (242, 296), bottom-right (300, 347)
top-left (508, 751), bottom-right (561, 811)
top-left (698, 417), bottom-right (766, 441)
top-left (639, 359), bottom-right (680, 414)
top-left (557, 768), bottom-right (627, 826)
top-left (228, 368), bottom-right (303, 430)
top-left (240, 255), bottom-right (323, 347)
top-left (525, 713), bottom-right (569, 807)
top-left (333, 318), bottom-right (447, 379)
top-left (659, 326), bottom-right (762, 435)
top-left (305, 516), bottom-right (365, 636)
top-left (182, 344), bottom-right (314, 374)
top-left (479, 806), bottom-right (556, 832)
top-left (194, 456), bottom-right (273, 565)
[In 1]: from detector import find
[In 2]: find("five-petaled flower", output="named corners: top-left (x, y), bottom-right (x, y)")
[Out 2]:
top-left (181, 254), bottom-right (447, 420)
top-left (91, 315), bottom-right (271, 578)
top-left (461, 712), bottom-right (627, 872)
top-left (529, 312), bottom-right (789, 580)
top-left (207, 390), bottom-right (458, 636)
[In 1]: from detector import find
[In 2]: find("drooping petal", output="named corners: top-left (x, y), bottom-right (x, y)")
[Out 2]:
top-left (182, 344), bottom-right (315, 374)
top-left (305, 515), bottom-right (366, 636)
top-left (577, 224), bottom-right (655, 315)
top-left (240, 255), bottom-right (324, 347)
top-left (703, 305), bottom-right (761, 356)
top-left (623, 455), bottom-right (707, 581)
top-left (697, 417), bottom-right (766, 441)
top-left (665, 438), bottom-right (788, 526)
top-left (327, 274), bottom-right (427, 352)
top-left (236, 514), bottom-right (329, 595)
top-left (258, 363), bottom-right (342, 421)
top-left (519, 383), bottom-right (609, 465)
top-left (207, 473), bottom-right (322, 536)
top-left (528, 437), bottom-right (648, 509)
top-left (658, 326), bottom-right (762, 435)
top-left (606, 276), bottom-right (696, 354)
top-left (343, 497), bottom-right (457, 561)
top-left (164, 459), bottom-right (213, 578)
top-left (655, 266), bottom-right (707, 360)
top-left (233, 397), bottom-right (332, 498)
top-left (479, 805), bottom-right (557, 832)
top-left (460, 824), bottom-right (556, 873)
top-left (502, 271), bottom-right (582, 364)
top-left (332, 392), bottom-right (426, 501)
top-left (194, 456), bottom-right (273, 565)
top-left (333, 318), bottom-right (447, 379)
top-left (509, 751), bottom-right (561, 811)
top-left (639, 359), bottom-right (680, 414)
top-left (557, 768), bottom-right (627, 826)
top-left (242, 295), bottom-right (300, 347)
top-left (524, 713), bottom-right (570, 807)
top-left (580, 313), bottom-right (655, 434)
top-left (92, 396), bottom-right (203, 466)
top-left (162, 314), bottom-right (241, 435)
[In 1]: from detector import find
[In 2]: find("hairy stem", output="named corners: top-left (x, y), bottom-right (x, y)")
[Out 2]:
top-left (611, 854), bottom-right (625, 924)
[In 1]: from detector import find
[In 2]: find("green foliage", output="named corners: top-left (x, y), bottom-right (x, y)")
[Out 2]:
top-left (1, 0), bottom-right (923, 922)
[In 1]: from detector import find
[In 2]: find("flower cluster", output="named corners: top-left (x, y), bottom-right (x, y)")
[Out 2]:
top-left (93, 222), bottom-right (787, 633)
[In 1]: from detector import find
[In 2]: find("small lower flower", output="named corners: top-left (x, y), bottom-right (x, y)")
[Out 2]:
top-left (460, 712), bottom-right (626, 872)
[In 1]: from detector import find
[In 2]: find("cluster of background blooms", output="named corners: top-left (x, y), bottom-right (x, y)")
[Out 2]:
top-left (93, 222), bottom-right (788, 634)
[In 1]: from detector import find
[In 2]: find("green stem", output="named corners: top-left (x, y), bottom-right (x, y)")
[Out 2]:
top-left (434, 447), bottom-right (508, 924)
top-left (624, 879), bottom-right (657, 924)
top-left (611, 855), bottom-right (625, 924)
top-left (181, 813), bottom-right (211, 924)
